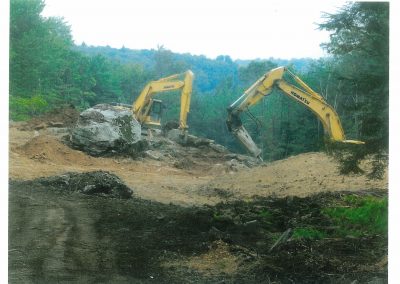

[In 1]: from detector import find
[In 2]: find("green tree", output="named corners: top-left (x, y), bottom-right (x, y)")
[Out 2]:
top-left (238, 60), bottom-right (276, 86)
top-left (10, 0), bottom-right (75, 118)
top-left (153, 46), bottom-right (188, 77)
top-left (319, 2), bottom-right (389, 178)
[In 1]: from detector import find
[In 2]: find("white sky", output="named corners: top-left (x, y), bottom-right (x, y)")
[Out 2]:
top-left (42, 0), bottom-right (348, 60)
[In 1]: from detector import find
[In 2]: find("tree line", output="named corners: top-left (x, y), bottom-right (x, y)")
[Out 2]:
top-left (10, 0), bottom-right (389, 177)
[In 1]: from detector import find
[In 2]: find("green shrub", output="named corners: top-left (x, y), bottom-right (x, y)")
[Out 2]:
top-left (10, 95), bottom-right (49, 121)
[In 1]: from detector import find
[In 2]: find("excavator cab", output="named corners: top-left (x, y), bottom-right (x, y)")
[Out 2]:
top-left (132, 70), bottom-right (194, 132)
top-left (149, 99), bottom-right (164, 125)
top-left (144, 99), bottom-right (164, 126)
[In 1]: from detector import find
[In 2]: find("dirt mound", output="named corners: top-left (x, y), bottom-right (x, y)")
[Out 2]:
top-left (15, 134), bottom-right (94, 165)
top-left (29, 171), bottom-right (133, 199)
top-left (207, 152), bottom-right (388, 200)
top-left (20, 105), bottom-right (79, 130)
top-left (9, 126), bottom-right (388, 206)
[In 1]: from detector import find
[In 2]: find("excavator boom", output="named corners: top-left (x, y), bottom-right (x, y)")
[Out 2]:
top-left (227, 67), bottom-right (364, 158)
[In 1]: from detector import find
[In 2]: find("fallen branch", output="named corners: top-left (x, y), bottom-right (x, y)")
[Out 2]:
top-left (269, 228), bottom-right (292, 253)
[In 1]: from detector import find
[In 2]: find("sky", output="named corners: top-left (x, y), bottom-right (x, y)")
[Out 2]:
top-left (41, 0), bottom-right (349, 60)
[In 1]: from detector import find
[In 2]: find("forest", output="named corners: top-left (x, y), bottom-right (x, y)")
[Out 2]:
top-left (9, 0), bottom-right (389, 177)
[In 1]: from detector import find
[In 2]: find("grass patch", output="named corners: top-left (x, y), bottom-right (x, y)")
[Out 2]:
top-left (323, 196), bottom-right (387, 237)
top-left (258, 209), bottom-right (272, 219)
top-left (292, 228), bottom-right (327, 240)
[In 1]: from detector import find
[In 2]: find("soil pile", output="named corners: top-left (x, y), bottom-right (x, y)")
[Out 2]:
top-left (19, 104), bottom-right (79, 130)
top-left (9, 125), bottom-right (388, 206)
top-left (15, 134), bottom-right (94, 166)
top-left (206, 152), bottom-right (388, 200)
top-left (31, 171), bottom-right (133, 198)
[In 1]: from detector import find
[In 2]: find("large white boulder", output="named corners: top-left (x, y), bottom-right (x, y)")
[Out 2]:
top-left (70, 104), bottom-right (142, 156)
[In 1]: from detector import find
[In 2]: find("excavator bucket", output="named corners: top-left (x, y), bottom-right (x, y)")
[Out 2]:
top-left (233, 125), bottom-right (262, 159)
top-left (341, 139), bottom-right (365, 145)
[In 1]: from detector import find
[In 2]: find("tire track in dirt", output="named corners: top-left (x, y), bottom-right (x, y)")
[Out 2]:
top-left (8, 188), bottom-right (115, 282)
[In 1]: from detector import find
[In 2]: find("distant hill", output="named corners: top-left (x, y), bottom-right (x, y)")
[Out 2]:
top-left (235, 57), bottom-right (316, 72)
top-left (74, 45), bottom-right (239, 93)
top-left (75, 45), bottom-right (317, 93)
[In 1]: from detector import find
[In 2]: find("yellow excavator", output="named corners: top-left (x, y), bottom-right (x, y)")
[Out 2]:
top-left (132, 70), bottom-right (194, 133)
top-left (226, 66), bottom-right (364, 159)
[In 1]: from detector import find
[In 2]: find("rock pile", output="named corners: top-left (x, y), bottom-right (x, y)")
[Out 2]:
top-left (68, 104), bottom-right (260, 170)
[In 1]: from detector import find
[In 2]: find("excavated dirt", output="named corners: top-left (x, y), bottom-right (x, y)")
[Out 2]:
top-left (205, 153), bottom-right (388, 201)
top-left (17, 104), bottom-right (80, 130)
top-left (15, 134), bottom-right (95, 166)
top-left (8, 111), bottom-right (388, 283)
top-left (9, 126), bottom-right (387, 206)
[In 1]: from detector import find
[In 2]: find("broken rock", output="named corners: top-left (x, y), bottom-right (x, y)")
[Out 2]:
top-left (144, 150), bottom-right (162, 161)
top-left (225, 159), bottom-right (249, 172)
top-left (166, 129), bottom-right (214, 147)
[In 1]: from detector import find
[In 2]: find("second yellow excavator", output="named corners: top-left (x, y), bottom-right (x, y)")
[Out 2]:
top-left (226, 66), bottom-right (364, 159)
top-left (132, 70), bottom-right (194, 133)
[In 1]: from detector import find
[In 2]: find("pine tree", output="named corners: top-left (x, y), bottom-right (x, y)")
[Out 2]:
top-left (319, 2), bottom-right (389, 178)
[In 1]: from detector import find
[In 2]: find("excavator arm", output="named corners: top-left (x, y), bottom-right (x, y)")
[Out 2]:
top-left (227, 67), bottom-right (364, 159)
top-left (132, 70), bottom-right (194, 130)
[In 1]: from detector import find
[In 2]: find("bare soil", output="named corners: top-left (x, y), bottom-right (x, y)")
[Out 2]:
top-left (8, 115), bottom-right (388, 283)
top-left (16, 104), bottom-right (80, 130)
top-left (9, 125), bottom-right (387, 206)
